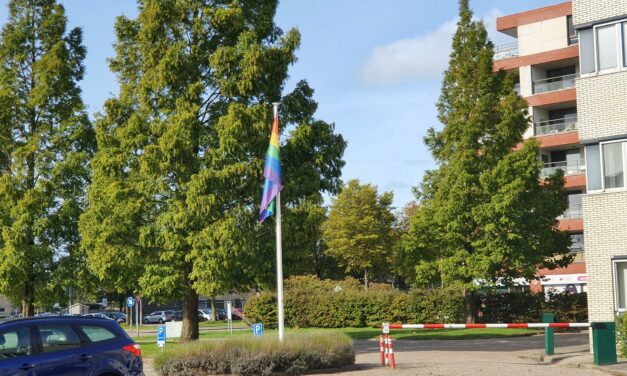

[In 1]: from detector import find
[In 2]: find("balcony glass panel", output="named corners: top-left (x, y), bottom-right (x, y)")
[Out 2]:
top-left (559, 204), bottom-right (583, 219)
top-left (532, 74), bottom-right (579, 94)
top-left (540, 159), bottom-right (586, 177)
top-left (494, 42), bottom-right (518, 60)
top-left (534, 117), bottom-right (577, 136)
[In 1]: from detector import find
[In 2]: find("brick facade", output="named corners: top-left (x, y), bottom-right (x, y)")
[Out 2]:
top-left (573, 0), bottom-right (627, 26)
top-left (583, 192), bottom-right (627, 321)
top-left (576, 72), bottom-right (627, 142)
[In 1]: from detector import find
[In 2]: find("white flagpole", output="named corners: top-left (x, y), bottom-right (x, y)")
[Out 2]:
top-left (273, 102), bottom-right (285, 341)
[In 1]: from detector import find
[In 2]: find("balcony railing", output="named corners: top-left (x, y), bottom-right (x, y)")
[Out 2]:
top-left (534, 117), bottom-right (578, 136)
top-left (559, 204), bottom-right (582, 219)
top-left (513, 83), bottom-right (521, 95)
top-left (532, 73), bottom-right (579, 94)
top-left (570, 241), bottom-right (584, 252)
top-left (494, 42), bottom-right (519, 60)
top-left (540, 159), bottom-right (585, 177)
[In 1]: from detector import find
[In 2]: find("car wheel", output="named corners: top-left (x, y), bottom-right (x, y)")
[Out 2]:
top-left (143, 319), bottom-right (148, 324)
top-left (158, 318), bottom-right (164, 324)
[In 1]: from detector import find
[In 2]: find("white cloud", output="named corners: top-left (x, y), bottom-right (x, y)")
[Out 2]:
top-left (362, 8), bottom-right (510, 86)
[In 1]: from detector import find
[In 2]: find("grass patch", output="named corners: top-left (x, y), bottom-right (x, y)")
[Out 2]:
top-left (138, 327), bottom-right (541, 358)
top-left (154, 332), bottom-right (355, 375)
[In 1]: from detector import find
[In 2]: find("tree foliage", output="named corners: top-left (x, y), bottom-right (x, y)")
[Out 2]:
top-left (79, 0), bottom-right (345, 341)
top-left (404, 0), bottom-right (571, 320)
top-left (323, 179), bottom-right (395, 289)
top-left (0, 0), bottom-right (94, 316)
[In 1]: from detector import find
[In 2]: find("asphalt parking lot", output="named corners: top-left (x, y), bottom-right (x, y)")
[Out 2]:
top-left (144, 332), bottom-right (627, 376)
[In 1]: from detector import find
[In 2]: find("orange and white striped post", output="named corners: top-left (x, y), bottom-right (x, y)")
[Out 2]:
top-left (386, 334), bottom-right (396, 369)
top-left (379, 335), bottom-right (385, 365)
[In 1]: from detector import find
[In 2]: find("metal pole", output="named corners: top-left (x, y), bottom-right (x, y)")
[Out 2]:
top-left (276, 192), bottom-right (285, 341)
top-left (272, 102), bottom-right (285, 341)
top-left (136, 296), bottom-right (139, 338)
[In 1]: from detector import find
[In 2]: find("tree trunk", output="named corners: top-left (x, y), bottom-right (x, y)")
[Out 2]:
top-left (210, 297), bottom-right (216, 321)
top-left (364, 270), bottom-right (369, 290)
top-left (180, 288), bottom-right (199, 342)
top-left (463, 289), bottom-right (476, 324)
top-left (22, 281), bottom-right (35, 317)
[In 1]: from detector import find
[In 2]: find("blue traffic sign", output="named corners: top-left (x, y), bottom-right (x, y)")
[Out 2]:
top-left (252, 323), bottom-right (263, 337)
top-left (126, 296), bottom-right (135, 308)
top-left (157, 325), bottom-right (166, 347)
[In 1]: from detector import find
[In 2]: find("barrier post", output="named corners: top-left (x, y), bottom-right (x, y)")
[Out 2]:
top-left (379, 335), bottom-right (385, 365)
top-left (542, 312), bottom-right (555, 356)
top-left (592, 322), bottom-right (617, 366)
top-left (387, 334), bottom-right (396, 369)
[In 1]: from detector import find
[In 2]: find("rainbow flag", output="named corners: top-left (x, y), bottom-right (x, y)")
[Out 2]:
top-left (259, 108), bottom-right (282, 223)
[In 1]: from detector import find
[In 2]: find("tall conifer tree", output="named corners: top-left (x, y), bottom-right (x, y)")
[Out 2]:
top-left (0, 0), bottom-right (94, 316)
top-left (406, 0), bottom-right (571, 322)
top-left (80, 1), bottom-right (345, 341)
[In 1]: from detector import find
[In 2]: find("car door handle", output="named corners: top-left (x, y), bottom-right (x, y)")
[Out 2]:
top-left (79, 354), bottom-right (93, 361)
top-left (19, 363), bottom-right (36, 370)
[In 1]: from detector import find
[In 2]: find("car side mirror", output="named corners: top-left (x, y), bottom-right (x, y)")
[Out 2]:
top-left (0, 334), bottom-right (5, 345)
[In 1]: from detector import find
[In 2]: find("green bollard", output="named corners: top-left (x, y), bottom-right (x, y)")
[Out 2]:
top-left (543, 312), bottom-right (555, 356)
top-left (591, 322), bottom-right (617, 366)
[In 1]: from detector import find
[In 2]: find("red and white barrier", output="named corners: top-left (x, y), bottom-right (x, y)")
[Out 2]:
top-left (379, 334), bottom-right (396, 369)
top-left (386, 323), bottom-right (590, 330)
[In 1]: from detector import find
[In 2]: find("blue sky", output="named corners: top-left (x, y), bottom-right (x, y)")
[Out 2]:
top-left (0, 0), bottom-right (559, 208)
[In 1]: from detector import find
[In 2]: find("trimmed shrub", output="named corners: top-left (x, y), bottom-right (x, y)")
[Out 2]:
top-left (245, 276), bottom-right (588, 328)
top-left (154, 332), bottom-right (355, 376)
top-left (617, 314), bottom-right (627, 358)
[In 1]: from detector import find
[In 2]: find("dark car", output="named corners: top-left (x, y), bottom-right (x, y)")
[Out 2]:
top-left (0, 316), bottom-right (143, 376)
top-left (106, 312), bottom-right (127, 324)
top-left (172, 310), bottom-right (183, 321)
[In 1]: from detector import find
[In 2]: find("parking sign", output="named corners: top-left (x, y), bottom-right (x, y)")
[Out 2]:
top-left (252, 323), bottom-right (263, 337)
top-left (157, 325), bottom-right (166, 347)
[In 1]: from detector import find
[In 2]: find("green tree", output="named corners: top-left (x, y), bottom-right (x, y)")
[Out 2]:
top-left (79, 1), bottom-right (345, 342)
top-left (323, 179), bottom-right (395, 289)
top-left (0, 0), bottom-right (94, 316)
top-left (405, 0), bottom-right (571, 322)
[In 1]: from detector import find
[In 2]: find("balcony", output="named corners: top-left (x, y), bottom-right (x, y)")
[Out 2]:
top-left (559, 204), bottom-right (582, 220)
top-left (532, 73), bottom-right (579, 94)
top-left (494, 42), bottom-right (519, 61)
top-left (541, 159), bottom-right (585, 178)
top-left (534, 117), bottom-right (577, 136)
top-left (570, 240), bottom-right (584, 252)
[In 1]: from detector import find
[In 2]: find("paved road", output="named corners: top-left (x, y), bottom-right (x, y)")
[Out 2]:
top-left (144, 333), bottom-right (626, 376)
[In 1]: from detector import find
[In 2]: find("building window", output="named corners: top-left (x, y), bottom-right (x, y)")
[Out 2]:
top-left (579, 20), bottom-right (627, 74)
top-left (597, 25), bottom-right (619, 70)
top-left (603, 142), bottom-right (625, 189)
top-left (614, 260), bottom-right (627, 312)
top-left (586, 144), bottom-right (602, 190)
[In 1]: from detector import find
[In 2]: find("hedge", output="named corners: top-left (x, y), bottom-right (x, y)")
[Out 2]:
top-left (154, 332), bottom-right (355, 376)
top-left (245, 275), bottom-right (587, 328)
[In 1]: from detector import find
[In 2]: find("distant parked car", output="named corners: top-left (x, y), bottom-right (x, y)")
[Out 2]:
top-left (143, 310), bottom-right (176, 324)
top-left (198, 309), bottom-right (213, 321)
top-left (83, 312), bottom-right (114, 320)
top-left (106, 311), bottom-right (127, 323)
top-left (216, 309), bottom-right (227, 320)
top-left (172, 310), bottom-right (183, 321)
top-left (0, 316), bottom-right (142, 375)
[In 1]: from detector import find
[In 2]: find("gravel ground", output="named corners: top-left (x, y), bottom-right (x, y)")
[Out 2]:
top-left (143, 332), bottom-right (627, 376)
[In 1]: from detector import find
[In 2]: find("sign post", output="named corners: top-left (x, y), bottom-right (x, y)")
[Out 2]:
top-left (157, 325), bottom-right (166, 351)
top-left (126, 296), bottom-right (135, 334)
top-left (135, 295), bottom-right (139, 338)
top-left (226, 301), bottom-right (232, 334)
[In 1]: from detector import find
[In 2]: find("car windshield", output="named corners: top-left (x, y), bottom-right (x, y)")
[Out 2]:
top-left (200, 309), bottom-right (211, 313)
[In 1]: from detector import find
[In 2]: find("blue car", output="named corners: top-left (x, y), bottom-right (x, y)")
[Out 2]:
top-left (0, 316), bottom-right (143, 375)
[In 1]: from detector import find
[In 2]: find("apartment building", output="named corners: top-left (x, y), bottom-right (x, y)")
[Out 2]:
top-left (571, 0), bottom-right (627, 324)
top-left (494, 2), bottom-right (587, 294)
